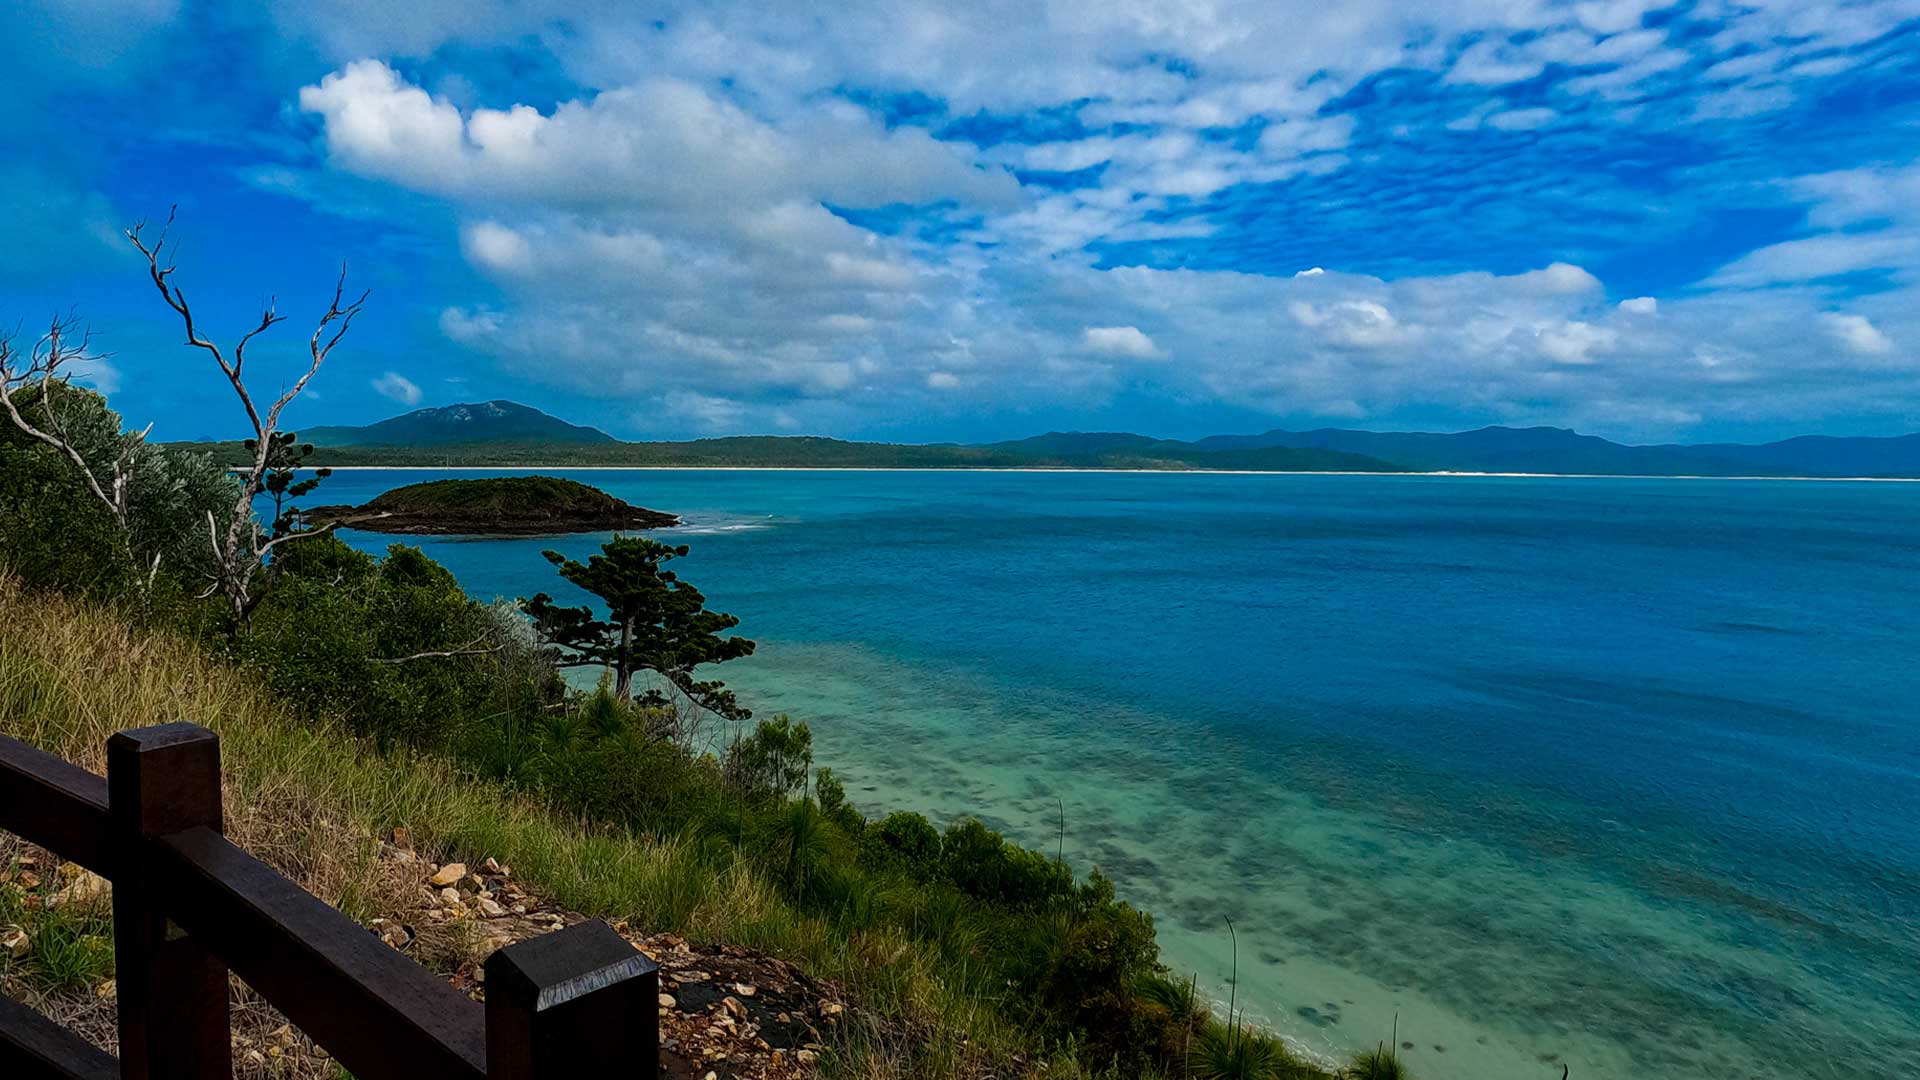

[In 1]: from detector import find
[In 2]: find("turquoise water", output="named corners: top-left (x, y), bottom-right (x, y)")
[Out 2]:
top-left (318, 469), bottom-right (1920, 1079)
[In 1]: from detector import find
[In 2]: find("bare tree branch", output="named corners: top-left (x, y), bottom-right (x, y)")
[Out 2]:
top-left (0, 314), bottom-right (139, 533)
top-left (127, 211), bottom-right (369, 622)
top-left (370, 635), bottom-right (504, 665)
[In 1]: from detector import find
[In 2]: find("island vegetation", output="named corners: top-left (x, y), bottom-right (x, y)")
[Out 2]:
top-left (305, 475), bottom-right (679, 534)
top-left (0, 215), bottom-right (1417, 1079)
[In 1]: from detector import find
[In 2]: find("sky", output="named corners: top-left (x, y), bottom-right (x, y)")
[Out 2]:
top-left (2, 1), bottom-right (1918, 444)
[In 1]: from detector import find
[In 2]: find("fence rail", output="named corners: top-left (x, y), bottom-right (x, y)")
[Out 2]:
top-left (0, 723), bottom-right (658, 1079)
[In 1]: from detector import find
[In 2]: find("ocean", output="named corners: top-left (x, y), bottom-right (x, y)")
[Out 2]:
top-left (316, 468), bottom-right (1920, 1080)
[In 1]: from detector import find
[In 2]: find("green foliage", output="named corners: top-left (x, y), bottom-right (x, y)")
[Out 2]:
top-left (1350, 1046), bottom-right (1411, 1080)
top-left (0, 867), bottom-right (116, 996)
top-left (0, 383), bottom-right (237, 603)
top-left (941, 817), bottom-right (1076, 909)
top-left (360, 475), bottom-right (641, 517)
top-left (241, 536), bottom-right (556, 747)
top-left (864, 811), bottom-right (943, 879)
top-left (813, 767), bottom-right (863, 832)
top-left (0, 437), bottom-right (130, 598)
top-left (1189, 1023), bottom-right (1302, 1080)
top-left (523, 535), bottom-right (754, 716)
top-left (724, 715), bottom-right (813, 799)
top-left (251, 431), bottom-right (331, 537)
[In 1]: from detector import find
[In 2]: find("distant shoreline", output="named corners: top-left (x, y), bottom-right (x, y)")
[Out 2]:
top-left (303, 465), bottom-right (1920, 482)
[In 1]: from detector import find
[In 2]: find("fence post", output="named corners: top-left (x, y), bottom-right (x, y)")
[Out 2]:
top-left (107, 723), bottom-right (232, 1080)
top-left (484, 919), bottom-right (658, 1079)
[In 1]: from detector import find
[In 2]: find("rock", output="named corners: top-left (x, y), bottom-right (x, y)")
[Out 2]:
top-left (95, 979), bottom-right (116, 1001)
top-left (49, 870), bottom-right (109, 908)
top-left (13, 870), bottom-right (40, 890)
top-left (1, 926), bottom-right (27, 959)
top-left (659, 994), bottom-right (677, 1010)
top-left (477, 897), bottom-right (507, 919)
top-left (733, 982), bottom-right (757, 997)
top-left (797, 1049), bottom-right (817, 1065)
top-left (439, 887), bottom-right (462, 906)
top-left (722, 996), bottom-right (747, 1018)
top-left (429, 863), bottom-right (467, 887)
top-left (483, 857), bottom-right (506, 876)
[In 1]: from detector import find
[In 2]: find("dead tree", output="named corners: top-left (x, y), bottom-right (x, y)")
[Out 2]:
top-left (126, 209), bottom-right (367, 622)
top-left (0, 314), bottom-right (155, 578)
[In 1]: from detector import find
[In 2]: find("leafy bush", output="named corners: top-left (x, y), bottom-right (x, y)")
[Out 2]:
top-left (864, 810), bottom-right (943, 879)
top-left (0, 438), bottom-right (131, 599)
top-left (241, 536), bottom-right (554, 747)
top-left (0, 385), bottom-right (236, 605)
top-left (941, 817), bottom-right (1075, 909)
top-left (1189, 1023), bottom-right (1302, 1080)
top-left (723, 715), bottom-right (813, 799)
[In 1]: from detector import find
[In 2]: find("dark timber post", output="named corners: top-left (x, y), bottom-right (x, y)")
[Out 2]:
top-left (107, 723), bottom-right (232, 1080)
top-left (484, 919), bottom-right (658, 1079)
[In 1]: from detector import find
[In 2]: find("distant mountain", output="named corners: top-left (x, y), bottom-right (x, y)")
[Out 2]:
top-left (1652, 433), bottom-right (1920, 477)
top-left (301, 401), bottom-right (615, 447)
top-left (1190, 426), bottom-right (1729, 475)
top-left (1189, 426), bottom-right (1920, 477)
top-left (197, 401), bottom-right (1920, 476)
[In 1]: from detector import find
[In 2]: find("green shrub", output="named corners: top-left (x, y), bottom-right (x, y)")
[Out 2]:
top-left (1189, 1023), bottom-right (1301, 1080)
top-left (864, 810), bottom-right (942, 879)
top-left (0, 440), bottom-right (132, 599)
top-left (723, 715), bottom-right (813, 798)
top-left (241, 537), bottom-right (552, 748)
top-left (940, 817), bottom-right (1075, 909)
top-left (1350, 1046), bottom-right (1411, 1079)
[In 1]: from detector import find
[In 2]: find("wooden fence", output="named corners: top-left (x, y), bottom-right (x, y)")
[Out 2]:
top-left (0, 722), bottom-right (659, 1079)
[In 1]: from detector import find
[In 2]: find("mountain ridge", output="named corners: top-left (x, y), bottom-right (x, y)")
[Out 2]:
top-left (215, 403), bottom-right (1920, 477)
top-left (302, 400), bottom-right (616, 447)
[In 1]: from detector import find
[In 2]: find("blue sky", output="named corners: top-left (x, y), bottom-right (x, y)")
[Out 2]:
top-left (3, 1), bottom-right (1918, 443)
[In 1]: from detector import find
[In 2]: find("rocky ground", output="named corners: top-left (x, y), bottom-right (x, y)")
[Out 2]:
top-left (1, 831), bottom-right (855, 1079)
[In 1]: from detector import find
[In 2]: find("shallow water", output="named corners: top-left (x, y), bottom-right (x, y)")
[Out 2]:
top-left (318, 469), bottom-right (1920, 1079)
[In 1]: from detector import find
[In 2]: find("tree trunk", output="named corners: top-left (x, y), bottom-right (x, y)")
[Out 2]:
top-left (613, 616), bottom-right (634, 701)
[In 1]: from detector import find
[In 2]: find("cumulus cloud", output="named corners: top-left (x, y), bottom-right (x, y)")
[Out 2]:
top-left (1082, 326), bottom-right (1164, 359)
top-left (1823, 313), bottom-right (1894, 356)
top-left (253, 3), bottom-right (1920, 439)
top-left (300, 60), bottom-right (1018, 212)
top-left (372, 371), bottom-right (423, 405)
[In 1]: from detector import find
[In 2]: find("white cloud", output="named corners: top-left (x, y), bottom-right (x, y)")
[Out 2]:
top-left (300, 60), bottom-right (1019, 213)
top-left (1535, 320), bottom-right (1617, 364)
top-left (1823, 313), bottom-right (1894, 356)
top-left (1486, 107), bottom-right (1557, 131)
top-left (261, 5), bottom-right (1920, 440)
top-left (462, 221), bottom-right (531, 273)
top-left (371, 371), bottom-right (423, 405)
top-left (1082, 325), bottom-right (1164, 359)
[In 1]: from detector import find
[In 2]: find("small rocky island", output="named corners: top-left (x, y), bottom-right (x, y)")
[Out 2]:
top-left (307, 476), bottom-right (678, 535)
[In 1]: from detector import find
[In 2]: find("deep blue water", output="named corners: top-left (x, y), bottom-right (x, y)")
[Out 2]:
top-left (317, 469), bottom-right (1920, 1079)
